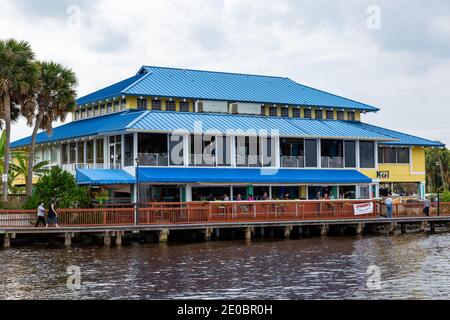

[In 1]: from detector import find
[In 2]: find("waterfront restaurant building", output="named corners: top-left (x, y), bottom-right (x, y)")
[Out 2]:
top-left (11, 66), bottom-right (444, 203)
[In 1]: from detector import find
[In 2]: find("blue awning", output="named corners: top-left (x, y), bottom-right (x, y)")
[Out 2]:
top-left (137, 168), bottom-right (373, 184)
top-left (76, 169), bottom-right (136, 185)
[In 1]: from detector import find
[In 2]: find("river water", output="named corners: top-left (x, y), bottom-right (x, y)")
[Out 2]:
top-left (1, 233), bottom-right (450, 300)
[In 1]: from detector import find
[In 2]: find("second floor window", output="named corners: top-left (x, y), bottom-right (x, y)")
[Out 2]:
top-left (107, 103), bottom-right (113, 113)
top-left (152, 99), bottom-right (162, 110)
top-left (347, 111), bottom-right (355, 121)
top-left (93, 106), bottom-right (99, 116)
top-left (261, 105), bottom-right (266, 115)
top-left (121, 99), bottom-right (126, 110)
top-left (269, 107), bottom-right (277, 116)
top-left (100, 104), bottom-right (106, 115)
top-left (137, 98), bottom-right (147, 111)
top-left (180, 101), bottom-right (189, 112)
top-left (337, 111), bottom-right (345, 120)
top-left (326, 110), bottom-right (334, 120)
top-left (292, 108), bottom-right (301, 118)
top-left (304, 109), bottom-right (312, 119)
top-left (114, 101), bottom-right (120, 112)
top-left (281, 107), bottom-right (289, 117)
top-left (315, 109), bottom-right (323, 119)
top-left (166, 100), bottom-right (176, 111)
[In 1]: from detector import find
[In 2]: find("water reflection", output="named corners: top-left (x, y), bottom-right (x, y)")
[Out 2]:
top-left (1, 233), bottom-right (450, 299)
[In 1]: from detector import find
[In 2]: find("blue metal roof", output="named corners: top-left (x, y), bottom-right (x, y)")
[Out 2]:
top-left (128, 111), bottom-right (394, 140)
top-left (11, 111), bottom-right (142, 148)
top-left (11, 110), bottom-right (442, 148)
top-left (356, 123), bottom-right (445, 147)
top-left (76, 169), bottom-right (136, 185)
top-left (76, 66), bottom-right (379, 112)
top-left (138, 168), bottom-right (373, 184)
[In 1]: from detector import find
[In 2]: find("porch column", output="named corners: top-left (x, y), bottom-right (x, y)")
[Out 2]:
top-left (374, 141), bottom-right (379, 171)
top-left (230, 136), bottom-right (236, 167)
top-left (133, 132), bottom-right (138, 167)
top-left (317, 138), bottom-right (321, 168)
top-left (355, 140), bottom-right (360, 168)
top-left (185, 184), bottom-right (192, 202)
top-left (274, 135), bottom-right (281, 168)
top-left (183, 133), bottom-right (190, 167)
top-left (230, 185), bottom-right (234, 201)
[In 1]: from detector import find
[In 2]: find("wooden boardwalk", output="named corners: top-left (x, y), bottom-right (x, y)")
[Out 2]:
top-left (1, 200), bottom-right (449, 247)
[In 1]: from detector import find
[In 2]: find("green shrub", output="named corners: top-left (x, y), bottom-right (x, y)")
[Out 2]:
top-left (441, 191), bottom-right (450, 202)
top-left (23, 167), bottom-right (90, 209)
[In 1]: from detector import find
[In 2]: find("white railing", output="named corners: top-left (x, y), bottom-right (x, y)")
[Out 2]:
top-left (321, 156), bottom-right (344, 168)
top-left (236, 155), bottom-right (261, 167)
top-left (137, 153), bottom-right (169, 166)
top-left (62, 163), bottom-right (121, 175)
top-left (281, 156), bottom-right (305, 168)
top-left (190, 154), bottom-right (215, 167)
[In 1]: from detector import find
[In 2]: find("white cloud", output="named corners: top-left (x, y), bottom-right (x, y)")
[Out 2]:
top-left (1, 0), bottom-right (449, 146)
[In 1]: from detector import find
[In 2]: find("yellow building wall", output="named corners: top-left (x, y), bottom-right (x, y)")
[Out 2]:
top-left (127, 96), bottom-right (137, 109)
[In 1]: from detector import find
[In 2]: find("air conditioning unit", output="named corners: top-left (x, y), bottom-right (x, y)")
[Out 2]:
top-left (228, 102), bottom-right (261, 115)
top-left (195, 100), bottom-right (228, 113)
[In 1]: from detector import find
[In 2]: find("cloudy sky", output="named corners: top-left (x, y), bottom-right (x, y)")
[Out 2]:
top-left (1, 0), bottom-right (449, 145)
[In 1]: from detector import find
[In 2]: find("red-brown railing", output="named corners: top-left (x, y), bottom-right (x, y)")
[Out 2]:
top-left (0, 201), bottom-right (449, 228)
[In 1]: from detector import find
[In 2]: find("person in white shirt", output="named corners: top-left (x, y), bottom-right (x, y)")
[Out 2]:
top-left (385, 194), bottom-right (393, 218)
top-left (35, 202), bottom-right (46, 227)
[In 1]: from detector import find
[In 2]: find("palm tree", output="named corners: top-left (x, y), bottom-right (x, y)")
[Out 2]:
top-left (21, 61), bottom-right (77, 197)
top-left (0, 39), bottom-right (38, 202)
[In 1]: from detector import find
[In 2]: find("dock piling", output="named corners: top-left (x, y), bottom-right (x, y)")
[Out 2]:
top-left (104, 232), bottom-right (112, 247)
top-left (64, 233), bottom-right (72, 248)
top-left (158, 229), bottom-right (169, 243)
top-left (115, 232), bottom-right (123, 246)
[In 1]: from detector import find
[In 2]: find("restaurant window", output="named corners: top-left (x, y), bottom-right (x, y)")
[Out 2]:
top-left (326, 110), bottom-right (334, 120)
top-left (315, 109), bottom-right (323, 119)
top-left (124, 134), bottom-right (134, 166)
top-left (304, 109), bottom-right (312, 119)
top-left (180, 101), bottom-right (189, 112)
top-left (96, 139), bottom-right (104, 163)
top-left (151, 99), bottom-right (162, 110)
top-left (86, 140), bottom-right (94, 164)
top-left (100, 104), bottom-right (106, 115)
top-left (166, 100), bottom-right (176, 111)
top-left (62, 143), bottom-right (69, 164)
top-left (77, 142), bottom-right (84, 163)
top-left (269, 107), bottom-right (278, 116)
top-left (337, 111), bottom-right (345, 120)
top-left (107, 103), bottom-right (113, 113)
top-left (347, 111), bottom-right (355, 121)
top-left (304, 139), bottom-right (317, 167)
top-left (344, 141), bottom-right (356, 167)
top-left (137, 98), bottom-right (147, 111)
top-left (69, 143), bottom-right (77, 164)
top-left (114, 101), bottom-right (120, 112)
top-left (360, 141), bottom-right (375, 168)
top-left (292, 108), bottom-right (301, 118)
top-left (281, 107), bottom-right (289, 117)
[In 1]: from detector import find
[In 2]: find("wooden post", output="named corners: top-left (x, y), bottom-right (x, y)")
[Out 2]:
top-left (355, 223), bottom-right (364, 235)
top-left (64, 233), bottom-right (72, 248)
top-left (115, 232), bottom-right (123, 246)
top-left (204, 228), bottom-right (213, 241)
top-left (3, 234), bottom-right (11, 248)
top-left (104, 232), bottom-right (112, 247)
top-left (244, 227), bottom-right (252, 240)
top-left (284, 225), bottom-right (293, 239)
top-left (158, 229), bottom-right (169, 243)
top-left (319, 224), bottom-right (328, 236)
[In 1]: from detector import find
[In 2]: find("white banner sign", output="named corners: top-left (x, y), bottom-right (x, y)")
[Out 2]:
top-left (354, 202), bottom-right (374, 215)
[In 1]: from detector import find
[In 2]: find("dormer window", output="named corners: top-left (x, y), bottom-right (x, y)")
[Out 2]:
top-left (100, 104), bottom-right (106, 115)
top-left (114, 101), bottom-right (120, 112)
top-left (293, 108), bottom-right (300, 118)
top-left (315, 109), bottom-right (323, 119)
top-left (81, 109), bottom-right (87, 119)
top-left (74, 110), bottom-right (80, 120)
top-left (281, 107), bottom-right (289, 117)
top-left (121, 99), bottom-right (127, 110)
top-left (93, 106), bottom-right (99, 116)
top-left (304, 109), bottom-right (312, 119)
top-left (107, 103), bottom-right (113, 113)
top-left (337, 111), bottom-right (345, 120)
top-left (269, 107), bottom-right (277, 116)
top-left (180, 101), bottom-right (189, 112)
top-left (137, 98), bottom-right (147, 111)
top-left (261, 105), bottom-right (265, 115)
top-left (152, 99), bottom-right (161, 110)
top-left (326, 110), bottom-right (334, 120)
top-left (87, 107), bottom-right (93, 117)
top-left (347, 111), bottom-right (355, 121)
top-left (166, 100), bottom-right (176, 111)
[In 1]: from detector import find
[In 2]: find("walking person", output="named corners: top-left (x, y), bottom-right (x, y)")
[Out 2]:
top-left (35, 202), bottom-right (46, 228)
top-left (46, 198), bottom-right (60, 228)
top-left (423, 197), bottom-right (431, 217)
top-left (385, 193), bottom-right (393, 218)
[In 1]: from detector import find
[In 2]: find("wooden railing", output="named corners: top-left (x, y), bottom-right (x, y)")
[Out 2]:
top-left (0, 200), bottom-right (449, 228)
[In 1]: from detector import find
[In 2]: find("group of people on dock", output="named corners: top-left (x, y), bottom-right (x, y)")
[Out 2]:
top-left (34, 199), bottom-right (59, 228)
top-left (383, 194), bottom-right (431, 218)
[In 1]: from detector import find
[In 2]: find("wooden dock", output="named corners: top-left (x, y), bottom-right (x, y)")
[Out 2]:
top-left (1, 200), bottom-right (449, 248)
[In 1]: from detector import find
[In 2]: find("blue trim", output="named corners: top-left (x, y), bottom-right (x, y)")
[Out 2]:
top-left (137, 168), bottom-right (373, 184)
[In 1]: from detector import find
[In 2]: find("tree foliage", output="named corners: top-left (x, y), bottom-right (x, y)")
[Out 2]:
top-left (23, 166), bottom-right (90, 209)
top-left (426, 147), bottom-right (450, 193)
